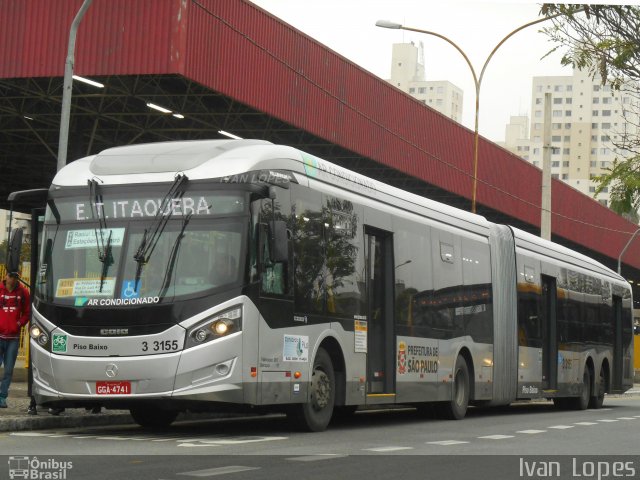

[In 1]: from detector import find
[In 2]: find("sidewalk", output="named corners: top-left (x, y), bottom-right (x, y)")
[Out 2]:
top-left (0, 379), bottom-right (134, 432)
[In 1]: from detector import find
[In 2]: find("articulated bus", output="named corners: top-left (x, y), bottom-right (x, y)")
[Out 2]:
top-left (13, 139), bottom-right (634, 431)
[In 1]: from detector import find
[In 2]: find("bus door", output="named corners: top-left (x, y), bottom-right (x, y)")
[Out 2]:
top-left (541, 275), bottom-right (558, 390)
top-left (364, 228), bottom-right (395, 395)
top-left (612, 296), bottom-right (623, 391)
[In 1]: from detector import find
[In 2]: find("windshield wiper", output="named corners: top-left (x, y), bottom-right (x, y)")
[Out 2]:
top-left (157, 212), bottom-right (193, 298)
top-left (88, 177), bottom-right (114, 292)
top-left (88, 177), bottom-right (109, 263)
top-left (133, 173), bottom-right (189, 287)
top-left (99, 230), bottom-right (113, 293)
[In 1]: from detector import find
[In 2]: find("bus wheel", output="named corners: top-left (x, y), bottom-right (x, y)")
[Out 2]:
top-left (438, 356), bottom-right (470, 420)
top-left (571, 367), bottom-right (591, 410)
top-left (588, 367), bottom-right (606, 409)
top-left (130, 405), bottom-right (179, 429)
top-left (287, 347), bottom-right (335, 432)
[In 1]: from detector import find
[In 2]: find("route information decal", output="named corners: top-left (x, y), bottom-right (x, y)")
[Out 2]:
top-left (56, 278), bottom-right (115, 297)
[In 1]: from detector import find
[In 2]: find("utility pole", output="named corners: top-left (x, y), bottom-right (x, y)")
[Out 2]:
top-left (541, 93), bottom-right (552, 240)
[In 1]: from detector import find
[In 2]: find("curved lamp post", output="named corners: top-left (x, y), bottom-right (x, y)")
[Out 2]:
top-left (376, 14), bottom-right (564, 214)
top-left (618, 227), bottom-right (640, 275)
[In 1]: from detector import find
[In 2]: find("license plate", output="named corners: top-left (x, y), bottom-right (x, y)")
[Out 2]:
top-left (96, 381), bottom-right (131, 395)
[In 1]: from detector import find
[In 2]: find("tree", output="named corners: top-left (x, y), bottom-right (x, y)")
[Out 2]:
top-left (541, 5), bottom-right (640, 218)
top-left (540, 5), bottom-right (639, 85)
top-left (594, 157), bottom-right (640, 223)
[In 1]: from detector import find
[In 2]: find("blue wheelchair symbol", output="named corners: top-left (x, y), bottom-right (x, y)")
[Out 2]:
top-left (121, 280), bottom-right (140, 299)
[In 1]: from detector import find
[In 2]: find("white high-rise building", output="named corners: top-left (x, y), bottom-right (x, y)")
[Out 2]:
top-left (501, 69), bottom-right (640, 208)
top-left (387, 42), bottom-right (463, 123)
top-left (499, 115), bottom-right (532, 161)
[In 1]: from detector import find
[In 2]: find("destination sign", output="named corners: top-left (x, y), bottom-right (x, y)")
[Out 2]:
top-left (75, 197), bottom-right (211, 220)
top-left (46, 193), bottom-right (245, 222)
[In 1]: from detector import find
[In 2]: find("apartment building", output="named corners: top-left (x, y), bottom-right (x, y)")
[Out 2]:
top-left (501, 69), bottom-right (640, 207)
top-left (387, 42), bottom-right (464, 123)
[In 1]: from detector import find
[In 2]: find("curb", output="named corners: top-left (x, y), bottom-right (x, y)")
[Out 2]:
top-left (0, 410), bottom-right (252, 433)
top-left (0, 413), bottom-right (134, 433)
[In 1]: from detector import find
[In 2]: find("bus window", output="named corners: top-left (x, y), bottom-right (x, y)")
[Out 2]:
top-left (325, 197), bottom-right (365, 317)
top-left (292, 188), bottom-right (324, 314)
top-left (259, 223), bottom-right (286, 295)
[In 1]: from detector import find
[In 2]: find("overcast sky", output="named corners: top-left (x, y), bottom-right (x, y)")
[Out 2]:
top-left (250, 0), bottom-right (577, 142)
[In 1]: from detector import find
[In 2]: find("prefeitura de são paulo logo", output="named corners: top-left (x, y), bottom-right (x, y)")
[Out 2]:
top-left (8, 456), bottom-right (73, 479)
top-left (397, 341), bottom-right (407, 375)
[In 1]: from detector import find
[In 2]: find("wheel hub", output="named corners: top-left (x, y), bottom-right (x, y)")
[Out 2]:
top-left (311, 369), bottom-right (331, 410)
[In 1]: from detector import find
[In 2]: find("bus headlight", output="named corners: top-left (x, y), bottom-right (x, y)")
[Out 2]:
top-left (213, 319), bottom-right (232, 335)
top-left (30, 322), bottom-right (50, 348)
top-left (185, 306), bottom-right (242, 349)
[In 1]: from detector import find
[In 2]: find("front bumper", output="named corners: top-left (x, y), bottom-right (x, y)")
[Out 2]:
top-left (31, 331), bottom-right (245, 407)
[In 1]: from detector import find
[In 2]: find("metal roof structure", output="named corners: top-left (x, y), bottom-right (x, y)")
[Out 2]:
top-left (1, 0), bottom-right (640, 280)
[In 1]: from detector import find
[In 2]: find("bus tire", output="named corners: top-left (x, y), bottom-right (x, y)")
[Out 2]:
top-left (570, 367), bottom-right (591, 410)
top-left (130, 405), bottom-right (178, 429)
top-left (588, 366), bottom-right (606, 409)
top-left (287, 347), bottom-right (335, 432)
top-left (438, 356), bottom-right (470, 420)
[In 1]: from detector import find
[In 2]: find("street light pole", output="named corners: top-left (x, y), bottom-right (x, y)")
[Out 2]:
top-left (618, 227), bottom-right (640, 275)
top-left (376, 13), bottom-right (565, 214)
top-left (57, 0), bottom-right (93, 173)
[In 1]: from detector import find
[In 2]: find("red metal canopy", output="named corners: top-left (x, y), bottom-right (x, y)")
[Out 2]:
top-left (1, 0), bottom-right (639, 270)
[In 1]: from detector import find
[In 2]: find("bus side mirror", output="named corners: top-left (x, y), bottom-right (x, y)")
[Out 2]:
top-left (270, 220), bottom-right (289, 263)
top-left (7, 228), bottom-right (23, 275)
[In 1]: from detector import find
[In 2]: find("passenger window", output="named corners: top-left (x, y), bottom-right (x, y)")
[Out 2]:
top-left (292, 188), bottom-right (324, 313)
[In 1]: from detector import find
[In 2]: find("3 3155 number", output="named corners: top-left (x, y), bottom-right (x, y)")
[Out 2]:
top-left (141, 340), bottom-right (179, 352)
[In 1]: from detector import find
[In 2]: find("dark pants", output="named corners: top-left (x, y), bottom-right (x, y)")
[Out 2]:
top-left (0, 338), bottom-right (20, 398)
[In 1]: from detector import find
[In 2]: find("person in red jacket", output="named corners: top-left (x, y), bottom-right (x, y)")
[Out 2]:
top-left (0, 270), bottom-right (30, 408)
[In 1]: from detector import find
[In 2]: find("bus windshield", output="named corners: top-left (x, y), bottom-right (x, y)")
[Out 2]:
top-left (37, 187), bottom-right (247, 306)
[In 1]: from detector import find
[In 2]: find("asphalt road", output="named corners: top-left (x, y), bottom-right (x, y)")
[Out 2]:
top-left (2, 397), bottom-right (639, 480)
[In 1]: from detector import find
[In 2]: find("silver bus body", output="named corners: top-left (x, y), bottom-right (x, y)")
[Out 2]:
top-left (28, 140), bottom-right (634, 430)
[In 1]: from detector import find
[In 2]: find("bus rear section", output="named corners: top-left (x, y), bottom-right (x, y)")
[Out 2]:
top-left (513, 228), bottom-right (635, 408)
